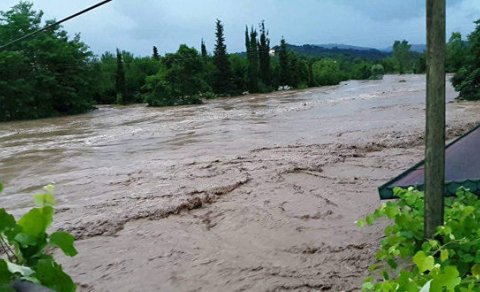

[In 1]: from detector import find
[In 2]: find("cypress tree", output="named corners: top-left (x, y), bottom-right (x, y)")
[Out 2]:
top-left (247, 27), bottom-right (259, 92)
top-left (245, 26), bottom-right (250, 56)
top-left (213, 19), bottom-right (234, 94)
top-left (116, 48), bottom-right (126, 105)
top-left (152, 46), bottom-right (160, 60)
top-left (258, 21), bottom-right (271, 86)
top-left (279, 37), bottom-right (289, 86)
top-left (201, 39), bottom-right (208, 58)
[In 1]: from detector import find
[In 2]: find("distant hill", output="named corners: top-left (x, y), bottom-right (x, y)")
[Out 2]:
top-left (313, 43), bottom-right (379, 51)
top-left (271, 44), bottom-right (390, 60)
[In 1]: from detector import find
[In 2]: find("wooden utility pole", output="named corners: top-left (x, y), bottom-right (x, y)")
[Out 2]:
top-left (425, 0), bottom-right (446, 238)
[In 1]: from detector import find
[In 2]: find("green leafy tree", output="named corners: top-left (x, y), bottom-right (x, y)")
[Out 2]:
top-left (351, 60), bottom-right (373, 80)
top-left (312, 59), bottom-right (342, 86)
top-left (287, 53), bottom-right (300, 88)
top-left (452, 20), bottom-right (480, 100)
top-left (229, 54), bottom-right (248, 92)
top-left (258, 21), bottom-right (271, 87)
top-left (115, 48), bottom-right (127, 105)
top-left (446, 32), bottom-right (468, 73)
top-left (278, 37), bottom-right (289, 85)
top-left (143, 45), bottom-right (208, 106)
top-left (0, 2), bottom-right (95, 122)
top-left (392, 40), bottom-right (412, 74)
top-left (413, 52), bottom-right (427, 74)
top-left (213, 19), bottom-right (234, 94)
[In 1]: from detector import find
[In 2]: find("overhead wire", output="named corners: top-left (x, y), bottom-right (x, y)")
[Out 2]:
top-left (0, 0), bottom-right (112, 50)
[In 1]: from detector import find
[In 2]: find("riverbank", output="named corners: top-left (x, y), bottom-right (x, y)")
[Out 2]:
top-left (1, 75), bottom-right (479, 291)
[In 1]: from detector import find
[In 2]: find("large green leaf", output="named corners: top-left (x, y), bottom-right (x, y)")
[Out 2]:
top-left (413, 251), bottom-right (435, 273)
top-left (0, 209), bottom-right (16, 233)
top-left (49, 232), bottom-right (77, 257)
top-left (431, 266), bottom-right (461, 291)
top-left (17, 207), bottom-right (53, 239)
top-left (35, 259), bottom-right (76, 292)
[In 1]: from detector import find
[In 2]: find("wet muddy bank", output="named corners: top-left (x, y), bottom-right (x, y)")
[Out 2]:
top-left (1, 75), bottom-right (480, 291)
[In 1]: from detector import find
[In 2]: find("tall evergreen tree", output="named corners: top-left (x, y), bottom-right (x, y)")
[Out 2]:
top-left (258, 21), bottom-right (271, 86)
top-left (152, 46), bottom-right (160, 60)
top-left (201, 39), bottom-right (208, 58)
top-left (213, 19), bottom-right (234, 94)
top-left (247, 27), bottom-right (259, 92)
top-left (245, 26), bottom-right (250, 57)
top-left (279, 37), bottom-right (289, 86)
top-left (116, 48), bottom-right (127, 105)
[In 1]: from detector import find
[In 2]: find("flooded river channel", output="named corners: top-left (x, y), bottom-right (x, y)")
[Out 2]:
top-left (1, 75), bottom-right (479, 291)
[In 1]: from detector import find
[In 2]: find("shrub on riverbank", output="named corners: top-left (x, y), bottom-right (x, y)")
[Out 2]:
top-left (359, 187), bottom-right (480, 291)
top-left (142, 45), bottom-right (209, 107)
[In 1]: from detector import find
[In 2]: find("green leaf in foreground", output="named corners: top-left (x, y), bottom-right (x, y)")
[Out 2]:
top-left (0, 209), bottom-right (16, 232)
top-left (360, 187), bottom-right (480, 291)
top-left (35, 259), bottom-right (76, 292)
top-left (17, 207), bottom-right (53, 239)
top-left (49, 232), bottom-right (78, 257)
top-left (431, 266), bottom-right (461, 291)
top-left (413, 251), bottom-right (435, 273)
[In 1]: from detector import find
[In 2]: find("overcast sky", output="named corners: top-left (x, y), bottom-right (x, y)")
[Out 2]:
top-left (1, 0), bottom-right (479, 56)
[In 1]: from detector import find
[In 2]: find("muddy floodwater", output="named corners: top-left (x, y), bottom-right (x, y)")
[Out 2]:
top-left (1, 75), bottom-right (480, 291)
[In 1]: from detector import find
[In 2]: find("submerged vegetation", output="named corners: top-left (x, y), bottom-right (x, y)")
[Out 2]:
top-left (359, 188), bottom-right (480, 291)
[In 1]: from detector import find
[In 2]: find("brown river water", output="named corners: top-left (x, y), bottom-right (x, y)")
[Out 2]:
top-left (1, 75), bottom-right (480, 291)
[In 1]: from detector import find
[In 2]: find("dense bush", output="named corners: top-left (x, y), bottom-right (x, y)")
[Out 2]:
top-left (311, 59), bottom-right (342, 86)
top-left (359, 187), bottom-right (480, 291)
top-left (0, 183), bottom-right (77, 292)
top-left (142, 45), bottom-right (207, 107)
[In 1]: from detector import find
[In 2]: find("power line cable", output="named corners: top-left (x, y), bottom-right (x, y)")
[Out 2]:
top-left (0, 0), bottom-right (113, 50)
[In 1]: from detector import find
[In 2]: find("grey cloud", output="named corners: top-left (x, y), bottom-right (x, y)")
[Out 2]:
top-left (1, 0), bottom-right (479, 55)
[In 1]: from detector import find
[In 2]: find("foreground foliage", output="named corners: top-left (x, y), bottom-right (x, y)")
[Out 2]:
top-left (359, 188), bottom-right (480, 291)
top-left (0, 183), bottom-right (77, 292)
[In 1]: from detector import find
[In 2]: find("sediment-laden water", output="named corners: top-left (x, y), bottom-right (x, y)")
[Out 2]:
top-left (1, 75), bottom-right (479, 291)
